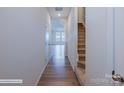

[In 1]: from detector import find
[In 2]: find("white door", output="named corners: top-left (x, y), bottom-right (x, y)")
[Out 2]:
top-left (85, 7), bottom-right (124, 85)
top-left (114, 8), bottom-right (124, 85)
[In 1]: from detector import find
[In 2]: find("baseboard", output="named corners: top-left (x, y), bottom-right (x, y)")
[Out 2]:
top-left (74, 72), bottom-right (84, 86)
top-left (74, 69), bottom-right (85, 86)
top-left (35, 61), bottom-right (48, 86)
top-left (67, 56), bottom-right (75, 71)
top-left (35, 55), bottom-right (53, 86)
top-left (35, 55), bottom-right (53, 85)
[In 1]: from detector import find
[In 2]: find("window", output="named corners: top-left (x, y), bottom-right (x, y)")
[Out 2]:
top-left (53, 31), bottom-right (65, 44)
top-left (56, 32), bottom-right (61, 42)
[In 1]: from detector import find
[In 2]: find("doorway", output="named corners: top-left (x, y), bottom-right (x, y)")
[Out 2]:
top-left (50, 18), bottom-right (65, 45)
top-left (49, 17), bottom-right (66, 58)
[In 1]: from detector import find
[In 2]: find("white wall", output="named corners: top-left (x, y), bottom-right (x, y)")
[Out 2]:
top-left (114, 8), bottom-right (124, 84)
top-left (78, 7), bottom-right (85, 24)
top-left (65, 18), bottom-right (68, 57)
top-left (86, 8), bottom-right (114, 85)
top-left (67, 8), bottom-right (78, 70)
top-left (0, 8), bottom-right (51, 85)
top-left (45, 13), bottom-right (51, 65)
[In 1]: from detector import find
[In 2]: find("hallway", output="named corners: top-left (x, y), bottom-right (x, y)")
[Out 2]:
top-left (38, 45), bottom-right (80, 86)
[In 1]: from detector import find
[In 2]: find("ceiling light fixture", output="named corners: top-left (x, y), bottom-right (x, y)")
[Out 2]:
top-left (58, 13), bottom-right (61, 17)
top-left (55, 7), bottom-right (63, 11)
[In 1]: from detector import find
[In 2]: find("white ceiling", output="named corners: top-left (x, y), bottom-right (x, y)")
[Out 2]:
top-left (47, 7), bottom-right (71, 18)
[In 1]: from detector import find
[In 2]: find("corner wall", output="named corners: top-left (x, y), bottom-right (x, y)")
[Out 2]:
top-left (67, 8), bottom-right (78, 70)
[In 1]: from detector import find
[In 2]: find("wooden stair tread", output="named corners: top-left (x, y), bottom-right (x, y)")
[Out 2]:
top-left (78, 39), bottom-right (85, 41)
top-left (78, 61), bottom-right (85, 64)
top-left (79, 36), bottom-right (84, 38)
top-left (78, 54), bottom-right (85, 56)
top-left (78, 45), bottom-right (85, 48)
top-left (78, 42), bottom-right (85, 44)
top-left (78, 48), bottom-right (85, 50)
top-left (78, 43), bottom-right (85, 45)
top-left (77, 63), bottom-right (85, 69)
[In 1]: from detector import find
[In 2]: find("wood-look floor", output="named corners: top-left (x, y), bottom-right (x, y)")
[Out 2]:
top-left (38, 45), bottom-right (80, 86)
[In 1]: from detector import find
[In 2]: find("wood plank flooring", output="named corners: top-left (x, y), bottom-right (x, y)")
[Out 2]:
top-left (38, 45), bottom-right (80, 86)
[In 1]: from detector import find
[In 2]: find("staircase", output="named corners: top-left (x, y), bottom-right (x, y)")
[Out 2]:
top-left (77, 23), bottom-right (85, 69)
top-left (75, 23), bottom-right (85, 85)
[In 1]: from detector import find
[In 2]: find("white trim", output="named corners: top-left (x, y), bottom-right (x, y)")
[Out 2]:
top-left (35, 60), bottom-right (49, 86)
